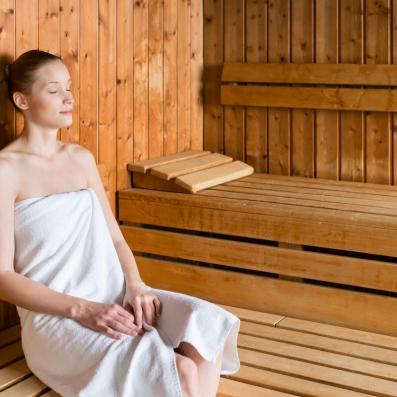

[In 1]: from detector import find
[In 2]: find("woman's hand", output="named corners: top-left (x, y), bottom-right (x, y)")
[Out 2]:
top-left (122, 281), bottom-right (161, 333)
top-left (73, 300), bottom-right (141, 340)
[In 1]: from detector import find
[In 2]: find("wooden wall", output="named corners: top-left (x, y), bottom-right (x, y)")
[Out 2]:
top-left (0, 0), bottom-right (203, 331)
top-left (204, 0), bottom-right (397, 184)
top-left (0, 0), bottom-right (203, 213)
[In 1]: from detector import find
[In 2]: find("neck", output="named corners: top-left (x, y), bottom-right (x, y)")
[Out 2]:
top-left (20, 126), bottom-right (60, 160)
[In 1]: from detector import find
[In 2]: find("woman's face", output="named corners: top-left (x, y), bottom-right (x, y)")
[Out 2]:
top-left (22, 60), bottom-right (74, 129)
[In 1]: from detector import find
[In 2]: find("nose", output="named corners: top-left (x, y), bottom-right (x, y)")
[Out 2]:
top-left (64, 91), bottom-right (74, 105)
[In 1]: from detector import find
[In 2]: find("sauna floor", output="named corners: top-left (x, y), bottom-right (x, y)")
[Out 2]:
top-left (1, 305), bottom-right (397, 397)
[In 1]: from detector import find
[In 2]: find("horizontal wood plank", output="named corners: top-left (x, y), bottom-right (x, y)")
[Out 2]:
top-left (221, 85), bottom-right (397, 112)
top-left (121, 225), bottom-right (397, 292)
top-left (127, 150), bottom-right (210, 173)
top-left (136, 256), bottom-right (397, 334)
top-left (175, 161), bottom-right (254, 193)
top-left (222, 63), bottom-right (397, 86)
top-left (151, 153), bottom-right (233, 180)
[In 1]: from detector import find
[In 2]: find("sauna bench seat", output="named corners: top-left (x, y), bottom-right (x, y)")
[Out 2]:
top-left (2, 305), bottom-right (397, 397)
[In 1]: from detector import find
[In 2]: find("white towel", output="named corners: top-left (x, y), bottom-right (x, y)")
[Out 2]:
top-left (13, 187), bottom-right (240, 397)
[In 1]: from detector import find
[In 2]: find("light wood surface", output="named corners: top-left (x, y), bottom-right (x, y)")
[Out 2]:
top-left (174, 161), bottom-right (254, 193)
top-left (221, 85), bottom-right (397, 112)
top-left (127, 150), bottom-right (210, 173)
top-left (151, 153), bottom-right (233, 180)
top-left (222, 63), bottom-right (397, 86)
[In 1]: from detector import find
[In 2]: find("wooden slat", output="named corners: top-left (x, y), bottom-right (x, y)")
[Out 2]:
top-left (116, 0), bottom-right (134, 190)
top-left (174, 161), bottom-right (254, 193)
top-left (132, 172), bottom-right (189, 193)
top-left (121, 225), bottom-right (397, 292)
top-left (177, 0), bottom-right (191, 152)
top-left (128, 150), bottom-right (210, 173)
top-left (151, 153), bottom-right (233, 180)
top-left (238, 348), bottom-right (397, 396)
top-left (267, 0), bottom-right (290, 175)
top-left (133, 0), bottom-right (149, 162)
top-left (223, 0), bottom-right (245, 161)
top-left (221, 85), bottom-right (397, 112)
top-left (231, 364), bottom-right (370, 397)
top-left (98, 0), bottom-right (117, 210)
top-left (0, 376), bottom-right (48, 397)
top-left (0, 360), bottom-right (30, 392)
top-left (135, 256), bottom-right (397, 334)
top-left (245, 0), bottom-right (268, 173)
top-left (222, 63), bottom-right (397, 86)
top-left (240, 321), bottom-right (397, 365)
top-left (315, 0), bottom-right (338, 183)
top-left (237, 334), bottom-right (397, 381)
top-left (277, 317), bottom-right (397, 350)
top-left (0, 325), bottom-right (20, 348)
top-left (0, 342), bottom-right (24, 367)
top-left (217, 377), bottom-right (295, 397)
top-left (219, 304), bottom-right (284, 326)
top-left (340, 0), bottom-right (364, 182)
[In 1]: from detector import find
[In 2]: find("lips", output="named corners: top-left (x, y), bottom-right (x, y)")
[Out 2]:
top-left (60, 110), bottom-right (73, 114)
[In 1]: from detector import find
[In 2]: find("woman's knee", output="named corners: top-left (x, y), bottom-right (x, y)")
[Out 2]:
top-left (175, 352), bottom-right (199, 396)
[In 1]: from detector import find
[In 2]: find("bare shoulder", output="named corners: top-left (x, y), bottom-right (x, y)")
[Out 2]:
top-left (63, 143), bottom-right (99, 187)
top-left (0, 150), bottom-right (20, 199)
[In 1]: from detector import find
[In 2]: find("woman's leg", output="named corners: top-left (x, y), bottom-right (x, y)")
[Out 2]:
top-left (174, 351), bottom-right (201, 397)
top-left (175, 341), bottom-right (223, 397)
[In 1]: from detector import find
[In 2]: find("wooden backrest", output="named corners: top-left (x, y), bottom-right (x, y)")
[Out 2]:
top-left (221, 63), bottom-right (397, 112)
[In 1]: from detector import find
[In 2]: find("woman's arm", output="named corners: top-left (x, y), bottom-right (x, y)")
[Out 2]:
top-left (0, 271), bottom-right (84, 319)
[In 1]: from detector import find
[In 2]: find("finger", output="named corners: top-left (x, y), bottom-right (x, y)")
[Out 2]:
top-left (153, 296), bottom-right (161, 317)
top-left (116, 304), bottom-right (136, 324)
top-left (108, 317), bottom-right (139, 336)
top-left (142, 299), bottom-right (155, 326)
top-left (131, 297), bottom-right (143, 329)
top-left (99, 323), bottom-right (122, 340)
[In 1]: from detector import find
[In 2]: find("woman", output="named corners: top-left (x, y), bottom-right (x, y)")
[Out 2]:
top-left (0, 50), bottom-right (240, 397)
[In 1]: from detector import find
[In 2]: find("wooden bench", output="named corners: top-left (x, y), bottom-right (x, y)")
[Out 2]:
top-left (116, 62), bottom-right (397, 394)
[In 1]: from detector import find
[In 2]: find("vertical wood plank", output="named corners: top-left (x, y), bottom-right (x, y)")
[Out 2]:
top-left (268, 0), bottom-right (290, 175)
top-left (98, 0), bottom-right (116, 209)
top-left (148, 0), bottom-right (164, 159)
top-left (116, 0), bottom-right (134, 190)
top-left (38, 0), bottom-right (60, 54)
top-left (15, 0), bottom-right (39, 136)
top-left (38, 0), bottom-right (60, 139)
top-left (291, 0), bottom-right (314, 177)
top-left (393, 0), bottom-right (397, 185)
top-left (164, 0), bottom-right (178, 155)
top-left (315, 0), bottom-right (339, 180)
top-left (79, 0), bottom-right (98, 158)
top-left (365, 0), bottom-right (391, 184)
top-left (190, 0), bottom-right (203, 150)
top-left (60, 0), bottom-right (79, 144)
top-left (340, 0), bottom-right (364, 181)
top-left (203, 0), bottom-right (223, 153)
top-left (246, 0), bottom-right (268, 172)
top-left (133, 0), bottom-right (148, 162)
top-left (0, 0), bottom-right (15, 146)
top-left (177, 0), bottom-right (191, 152)
top-left (223, 0), bottom-right (245, 160)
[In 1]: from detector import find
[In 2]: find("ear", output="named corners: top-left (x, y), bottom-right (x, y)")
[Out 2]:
top-left (13, 91), bottom-right (29, 111)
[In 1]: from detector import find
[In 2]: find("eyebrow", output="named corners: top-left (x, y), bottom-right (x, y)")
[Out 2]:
top-left (46, 79), bottom-right (72, 85)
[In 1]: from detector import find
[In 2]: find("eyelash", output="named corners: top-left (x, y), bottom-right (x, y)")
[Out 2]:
top-left (49, 89), bottom-right (72, 94)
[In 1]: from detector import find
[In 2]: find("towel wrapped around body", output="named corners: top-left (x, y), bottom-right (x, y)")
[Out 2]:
top-left (13, 187), bottom-right (240, 397)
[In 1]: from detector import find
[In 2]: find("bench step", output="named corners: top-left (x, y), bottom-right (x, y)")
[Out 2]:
top-left (1, 305), bottom-right (397, 396)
